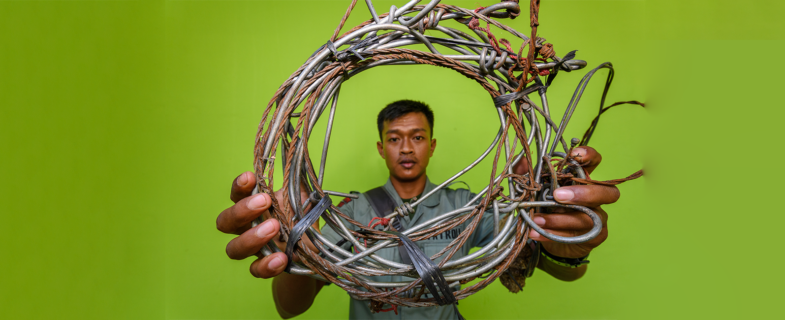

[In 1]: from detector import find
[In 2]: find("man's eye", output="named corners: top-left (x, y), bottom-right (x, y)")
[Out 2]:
top-left (414, 136), bottom-right (424, 140)
top-left (388, 137), bottom-right (399, 142)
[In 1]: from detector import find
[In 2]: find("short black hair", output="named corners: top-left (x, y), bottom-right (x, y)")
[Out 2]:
top-left (377, 100), bottom-right (434, 141)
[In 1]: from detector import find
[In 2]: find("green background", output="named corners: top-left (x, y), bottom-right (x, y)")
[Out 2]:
top-left (1, 0), bottom-right (781, 319)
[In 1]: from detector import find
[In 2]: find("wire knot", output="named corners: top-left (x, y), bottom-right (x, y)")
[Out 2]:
top-left (394, 203), bottom-right (414, 218)
top-left (417, 9), bottom-right (443, 33)
top-left (502, 0), bottom-right (521, 19)
top-left (308, 191), bottom-right (322, 203)
top-left (369, 217), bottom-right (391, 230)
top-left (538, 42), bottom-right (555, 59)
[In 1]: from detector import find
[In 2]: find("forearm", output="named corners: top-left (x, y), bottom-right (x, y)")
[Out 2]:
top-left (537, 255), bottom-right (587, 282)
top-left (272, 272), bottom-right (325, 319)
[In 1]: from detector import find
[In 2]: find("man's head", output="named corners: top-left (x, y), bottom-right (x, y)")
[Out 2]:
top-left (376, 100), bottom-right (437, 183)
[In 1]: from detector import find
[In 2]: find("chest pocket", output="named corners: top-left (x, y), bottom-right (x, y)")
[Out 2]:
top-left (418, 241), bottom-right (464, 299)
top-left (376, 240), bottom-right (462, 264)
top-left (375, 246), bottom-right (398, 262)
top-left (362, 239), bottom-right (464, 297)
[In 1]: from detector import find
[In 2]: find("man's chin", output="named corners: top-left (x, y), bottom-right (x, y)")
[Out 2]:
top-left (390, 170), bottom-right (424, 182)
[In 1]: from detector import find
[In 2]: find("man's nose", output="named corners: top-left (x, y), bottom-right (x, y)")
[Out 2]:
top-left (401, 139), bottom-right (414, 153)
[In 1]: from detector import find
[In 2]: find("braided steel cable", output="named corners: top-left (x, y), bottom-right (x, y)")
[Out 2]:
top-left (250, 0), bottom-right (642, 309)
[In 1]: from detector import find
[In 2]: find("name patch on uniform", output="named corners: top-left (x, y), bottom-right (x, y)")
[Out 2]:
top-left (429, 227), bottom-right (462, 241)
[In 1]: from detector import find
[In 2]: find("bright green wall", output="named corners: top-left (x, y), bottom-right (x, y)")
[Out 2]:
top-left (1, 1), bottom-right (782, 319)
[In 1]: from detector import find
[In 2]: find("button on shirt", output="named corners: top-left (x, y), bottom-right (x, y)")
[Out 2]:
top-left (320, 177), bottom-right (497, 320)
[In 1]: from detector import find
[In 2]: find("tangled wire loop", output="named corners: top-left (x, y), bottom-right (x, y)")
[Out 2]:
top-left (250, 0), bottom-right (644, 311)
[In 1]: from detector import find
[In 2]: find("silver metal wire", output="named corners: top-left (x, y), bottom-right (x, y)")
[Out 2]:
top-left (251, 0), bottom-right (620, 308)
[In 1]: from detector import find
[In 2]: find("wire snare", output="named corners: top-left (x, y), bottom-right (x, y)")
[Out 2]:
top-left (251, 0), bottom-right (643, 310)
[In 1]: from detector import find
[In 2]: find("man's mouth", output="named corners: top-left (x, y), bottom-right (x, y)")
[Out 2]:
top-left (400, 160), bottom-right (416, 169)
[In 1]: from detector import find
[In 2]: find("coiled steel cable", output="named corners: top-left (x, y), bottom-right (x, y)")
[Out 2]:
top-left (249, 0), bottom-right (642, 309)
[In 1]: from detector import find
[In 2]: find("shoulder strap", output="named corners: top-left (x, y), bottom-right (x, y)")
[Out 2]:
top-left (365, 187), bottom-right (407, 232)
top-left (364, 186), bottom-right (411, 265)
top-left (365, 187), bottom-right (396, 217)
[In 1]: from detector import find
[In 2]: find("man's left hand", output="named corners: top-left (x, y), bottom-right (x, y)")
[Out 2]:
top-left (528, 146), bottom-right (618, 258)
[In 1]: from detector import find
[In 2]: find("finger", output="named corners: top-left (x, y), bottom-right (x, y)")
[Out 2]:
top-left (216, 193), bottom-right (272, 234)
top-left (226, 219), bottom-right (281, 260)
top-left (270, 228), bottom-right (320, 262)
top-left (250, 252), bottom-right (288, 279)
top-left (532, 211), bottom-right (605, 231)
top-left (553, 185), bottom-right (620, 207)
top-left (530, 226), bottom-right (608, 246)
top-left (544, 207), bottom-right (609, 224)
top-left (529, 228), bottom-right (584, 241)
top-left (571, 147), bottom-right (602, 175)
top-left (230, 171), bottom-right (256, 203)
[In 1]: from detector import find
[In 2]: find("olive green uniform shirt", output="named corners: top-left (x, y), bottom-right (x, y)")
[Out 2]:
top-left (321, 177), bottom-right (496, 320)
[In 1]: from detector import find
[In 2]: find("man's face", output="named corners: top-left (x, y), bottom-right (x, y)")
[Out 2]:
top-left (376, 112), bottom-right (437, 182)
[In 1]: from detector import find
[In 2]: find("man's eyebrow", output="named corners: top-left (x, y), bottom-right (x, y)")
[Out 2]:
top-left (385, 128), bottom-right (427, 135)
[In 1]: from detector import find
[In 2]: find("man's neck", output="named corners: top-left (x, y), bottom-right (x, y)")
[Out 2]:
top-left (390, 174), bottom-right (427, 199)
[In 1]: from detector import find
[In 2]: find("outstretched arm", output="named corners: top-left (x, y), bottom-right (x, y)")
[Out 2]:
top-left (511, 147), bottom-right (616, 281)
top-left (217, 171), bottom-right (325, 318)
top-left (530, 147), bottom-right (616, 281)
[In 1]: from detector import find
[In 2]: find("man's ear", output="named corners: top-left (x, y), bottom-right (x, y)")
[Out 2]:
top-left (377, 140), bottom-right (385, 158)
top-left (430, 138), bottom-right (437, 156)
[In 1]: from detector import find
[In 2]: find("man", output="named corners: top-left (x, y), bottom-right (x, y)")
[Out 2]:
top-left (216, 100), bottom-right (618, 319)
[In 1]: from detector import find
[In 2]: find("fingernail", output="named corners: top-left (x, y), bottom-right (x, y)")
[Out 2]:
top-left (554, 189), bottom-right (574, 202)
top-left (256, 220), bottom-right (276, 238)
top-left (269, 256), bottom-right (285, 270)
top-left (247, 194), bottom-right (268, 210)
top-left (571, 147), bottom-right (586, 159)
top-left (237, 173), bottom-right (249, 186)
top-left (529, 230), bottom-right (540, 239)
top-left (533, 216), bottom-right (546, 226)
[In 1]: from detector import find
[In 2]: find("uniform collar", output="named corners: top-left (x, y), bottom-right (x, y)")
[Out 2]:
top-left (383, 176), bottom-right (441, 208)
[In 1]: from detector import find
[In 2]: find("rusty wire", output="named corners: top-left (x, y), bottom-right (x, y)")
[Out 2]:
top-left (250, 0), bottom-right (643, 309)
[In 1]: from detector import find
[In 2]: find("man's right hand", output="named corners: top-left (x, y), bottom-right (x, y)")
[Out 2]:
top-left (216, 171), bottom-right (288, 279)
top-left (217, 172), bottom-right (326, 318)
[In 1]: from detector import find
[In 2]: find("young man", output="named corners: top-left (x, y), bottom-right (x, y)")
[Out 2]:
top-left (217, 100), bottom-right (618, 319)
